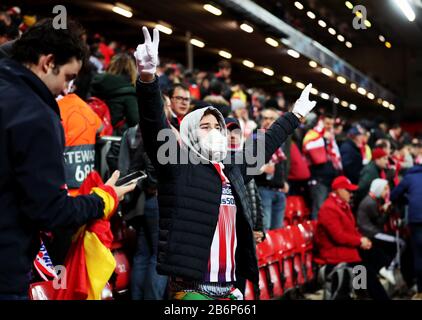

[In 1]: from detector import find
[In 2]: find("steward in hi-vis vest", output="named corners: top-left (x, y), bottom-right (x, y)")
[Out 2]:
top-left (57, 93), bottom-right (104, 196)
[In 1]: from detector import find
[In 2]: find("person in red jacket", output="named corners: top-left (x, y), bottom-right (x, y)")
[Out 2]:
top-left (315, 176), bottom-right (389, 300)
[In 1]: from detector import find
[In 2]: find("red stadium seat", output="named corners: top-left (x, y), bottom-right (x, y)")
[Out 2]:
top-left (244, 280), bottom-right (256, 300)
top-left (286, 225), bottom-right (306, 286)
top-left (276, 228), bottom-right (295, 293)
top-left (266, 230), bottom-right (285, 298)
top-left (258, 267), bottom-right (271, 300)
top-left (298, 222), bottom-right (315, 282)
top-left (268, 263), bottom-right (284, 299)
top-left (29, 281), bottom-right (55, 300)
top-left (256, 231), bottom-right (276, 266)
top-left (285, 196), bottom-right (311, 225)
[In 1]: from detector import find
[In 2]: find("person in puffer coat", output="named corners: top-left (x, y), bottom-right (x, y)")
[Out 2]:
top-left (134, 27), bottom-right (316, 300)
top-left (90, 53), bottom-right (139, 135)
top-left (391, 164), bottom-right (422, 299)
top-left (225, 117), bottom-right (265, 244)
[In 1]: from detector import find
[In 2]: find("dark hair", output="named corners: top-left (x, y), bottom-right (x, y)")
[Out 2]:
top-left (323, 112), bottom-right (335, 119)
top-left (11, 18), bottom-right (87, 67)
top-left (202, 108), bottom-right (222, 124)
top-left (164, 67), bottom-right (176, 76)
top-left (209, 78), bottom-right (223, 95)
top-left (218, 60), bottom-right (231, 70)
top-left (168, 83), bottom-right (189, 98)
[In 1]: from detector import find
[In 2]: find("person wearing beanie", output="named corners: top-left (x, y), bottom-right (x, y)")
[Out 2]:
top-left (355, 147), bottom-right (390, 207)
top-left (357, 179), bottom-right (403, 286)
top-left (315, 176), bottom-right (390, 300)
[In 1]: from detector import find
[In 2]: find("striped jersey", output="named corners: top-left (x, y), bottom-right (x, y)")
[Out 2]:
top-left (205, 163), bottom-right (237, 283)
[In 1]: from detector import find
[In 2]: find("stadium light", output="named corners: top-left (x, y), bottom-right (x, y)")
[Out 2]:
top-left (307, 11), bottom-right (316, 19)
top-left (242, 60), bottom-right (255, 68)
top-left (364, 19), bottom-right (372, 28)
top-left (282, 76), bottom-right (293, 84)
top-left (379, 35), bottom-right (385, 42)
top-left (219, 50), bottom-right (232, 59)
top-left (296, 82), bottom-right (306, 89)
top-left (393, 0), bottom-right (416, 22)
top-left (309, 60), bottom-right (318, 68)
top-left (320, 93), bottom-right (330, 100)
top-left (262, 68), bottom-right (274, 76)
top-left (190, 38), bottom-right (205, 48)
top-left (328, 28), bottom-right (336, 35)
top-left (346, 41), bottom-right (353, 48)
top-left (112, 3), bottom-right (133, 18)
top-left (350, 83), bottom-right (357, 90)
top-left (204, 4), bottom-right (222, 16)
top-left (318, 20), bottom-right (327, 28)
top-left (349, 104), bottom-right (357, 111)
top-left (333, 97), bottom-right (340, 104)
top-left (385, 41), bottom-right (392, 48)
top-left (357, 87), bottom-right (367, 95)
top-left (337, 76), bottom-right (347, 84)
top-left (345, 1), bottom-right (354, 10)
top-left (389, 104), bottom-right (396, 111)
top-left (337, 35), bottom-right (345, 42)
top-left (367, 92), bottom-right (375, 100)
top-left (341, 100), bottom-right (349, 107)
top-left (287, 49), bottom-right (300, 59)
top-left (382, 100), bottom-right (390, 108)
top-left (310, 88), bottom-right (319, 95)
top-left (155, 24), bottom-right (173, 35)
top-left (265, 37), bottom-right (279, 47)
top-left (240, 23), bottom-right (254, 33)
top-left (321, 67), bottom-right (333, 77)
top-left (294, 2), bottom-right (304, 10)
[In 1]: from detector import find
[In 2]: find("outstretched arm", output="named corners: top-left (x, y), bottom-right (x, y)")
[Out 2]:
top-left (240, 84), bottom-right (316, 181)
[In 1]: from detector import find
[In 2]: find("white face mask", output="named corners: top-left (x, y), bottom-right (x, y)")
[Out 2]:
top-left (199, 128), bottom-right (227, 161)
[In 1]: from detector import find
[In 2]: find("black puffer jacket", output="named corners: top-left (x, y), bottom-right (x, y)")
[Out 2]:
top-left (246, 179), bottom-right (264, 233)
top-left (137, 78), bottom-right (299, 284)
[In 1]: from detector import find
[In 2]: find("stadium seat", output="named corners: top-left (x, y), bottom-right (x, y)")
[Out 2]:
top-left (110, 248), bottom-right (131, 295)
top-left (285, 196), bottom-right (311, 225)
top-left (29, 281), bottom-right (55, 300)
top-left (244, 280), bottom-right (256, 300)
top-left (285, 225), bottom-right (306, 286)
top-left (256, 231), bottom-right (276, 266)
top-left (258, 267), bottom-right (272, 300)
top-left (266, 230), bottom-right (285, 298)
top-left (276, 228), bottom-right (296, 293)
top-left (298, 222), bottom-right (315, 282)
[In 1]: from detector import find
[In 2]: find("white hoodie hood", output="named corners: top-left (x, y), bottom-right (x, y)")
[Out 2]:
top-left (179, 106), bottom-right (228, 163)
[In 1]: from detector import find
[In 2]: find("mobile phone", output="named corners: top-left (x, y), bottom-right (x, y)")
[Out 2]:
top-left (115, 170), bottom-right (147, 187)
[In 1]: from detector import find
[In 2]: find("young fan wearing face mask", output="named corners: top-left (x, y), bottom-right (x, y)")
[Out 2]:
top-left (134, 27), bottom-right (316, 300)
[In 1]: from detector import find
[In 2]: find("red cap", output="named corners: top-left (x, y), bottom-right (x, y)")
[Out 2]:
top-left (331, 176), bottom-right (358, 191)
top-left (372, 148), bottom-right (388, 160)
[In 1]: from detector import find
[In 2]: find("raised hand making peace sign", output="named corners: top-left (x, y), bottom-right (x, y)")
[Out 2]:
top-left (134, 26), bottom-right (160, 75)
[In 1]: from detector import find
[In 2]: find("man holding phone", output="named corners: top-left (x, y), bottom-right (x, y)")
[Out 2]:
top-left (0, 19), bottom-right (135, 299)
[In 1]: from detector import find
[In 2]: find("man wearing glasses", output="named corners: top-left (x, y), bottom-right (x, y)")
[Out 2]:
top-left (168, 83), bottom-right (191, 131)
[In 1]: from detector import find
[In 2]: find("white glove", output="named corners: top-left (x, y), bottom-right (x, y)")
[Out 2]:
top-left (292, 83), bottom-right (317, 119)
top-left (134, 26), bottom-right (160, 75)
